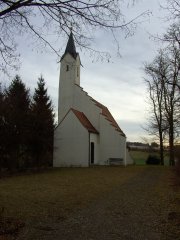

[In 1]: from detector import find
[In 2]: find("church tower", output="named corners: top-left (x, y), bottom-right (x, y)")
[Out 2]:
top-left (58, 32), bottom-right (81, 123)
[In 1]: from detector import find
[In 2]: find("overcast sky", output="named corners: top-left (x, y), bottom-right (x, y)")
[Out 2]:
top-left (2, 0), bottom-right (171, 143)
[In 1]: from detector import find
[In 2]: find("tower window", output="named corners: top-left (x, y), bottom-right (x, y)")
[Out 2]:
top-left (66, 65), bottom-right (69, 71)
top-left (77, 67), bottom-right (79, 77)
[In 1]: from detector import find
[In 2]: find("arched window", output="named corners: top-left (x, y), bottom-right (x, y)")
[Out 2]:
top-left (66, 65), bottom-right (69, 71)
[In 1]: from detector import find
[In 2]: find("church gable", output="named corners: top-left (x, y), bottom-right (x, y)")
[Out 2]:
top-left (71, 109), bottom-right (99, 134)
top-left (54, 109), bottom-right (89, 167)
top-left (57, 108), bottom-right (98, 134)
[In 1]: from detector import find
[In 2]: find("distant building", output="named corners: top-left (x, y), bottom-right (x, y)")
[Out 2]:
top-left (127, 142), bottom-right (159, 151)
top-left (53, 32), bottom-right (133, 167)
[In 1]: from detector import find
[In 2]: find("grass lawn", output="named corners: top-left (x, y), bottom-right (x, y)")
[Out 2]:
top-left (129, 150), bottom-right (170, 165)
top-left (0, 166), bottom-right (145, 221)
top-left (0, 166), bottom-right (179, 239)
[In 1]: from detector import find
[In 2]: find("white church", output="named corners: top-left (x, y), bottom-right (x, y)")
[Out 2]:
top-left (53, 32), bottom-right (133, 167)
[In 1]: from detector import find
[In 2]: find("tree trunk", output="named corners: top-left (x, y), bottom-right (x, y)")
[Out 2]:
top-left (169, 125), bottom-right (175, 166)
top-left (159, 132), bottom-right (164, 165)
top-left (0, 154), bottom-right (2, 178)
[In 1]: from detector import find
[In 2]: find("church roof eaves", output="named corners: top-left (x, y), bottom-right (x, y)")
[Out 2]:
top-left (71, 108), bottom-right (99, 134)
top-left (74, 84), bottom-right (126, 137)
top-left (91, 98), bottom-right (126, 137)
top-left (56, 108), bottom-right (98, 134)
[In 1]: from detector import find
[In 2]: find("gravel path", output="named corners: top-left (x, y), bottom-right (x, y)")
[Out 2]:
top-left (17, 167), bottom-right (171, 240)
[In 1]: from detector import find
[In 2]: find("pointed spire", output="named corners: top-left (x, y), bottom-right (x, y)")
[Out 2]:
top-left (63, 31), bottom-right (77, 59)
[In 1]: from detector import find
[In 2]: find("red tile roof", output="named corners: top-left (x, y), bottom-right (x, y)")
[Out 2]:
top-left (58, 84), bottom-right (125, 137)
top-left (71, 108), bottom-right (98, 134)
top-left (91, 99), bottom-right (125, 136)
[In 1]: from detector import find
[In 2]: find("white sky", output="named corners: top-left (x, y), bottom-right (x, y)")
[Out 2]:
top-left (2, 0), bottom-right (171, 142)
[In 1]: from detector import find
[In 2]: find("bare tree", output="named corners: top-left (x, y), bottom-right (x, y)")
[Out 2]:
top-left (162, 23), bottom-right (180, 91)
top-left (162, 47), bottom-right (180, 165)
top-left (144, 43), bottom-right (180, 166)
top-left (161, 24), bottom-right (180, 165)
top-left (0, 0), bottom-right (149, 74)
top-left (163, 0), bottom-right (180, 21)
top-left (145, 20), bottom-right (180, 166)
top-left (144, 50), bottom-right (168, 165)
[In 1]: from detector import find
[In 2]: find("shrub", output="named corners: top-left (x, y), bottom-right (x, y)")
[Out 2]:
top-left (146, 155), bottom-right (160, 165)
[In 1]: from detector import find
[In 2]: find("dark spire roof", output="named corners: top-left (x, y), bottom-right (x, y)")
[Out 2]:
top-left (62, 31), bottom-right (77, 60)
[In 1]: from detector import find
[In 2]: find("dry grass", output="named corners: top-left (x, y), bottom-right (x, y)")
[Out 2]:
top-left (0, 166), bottom-right (145, 221)
top-left (165, 170), bottom-right (180, 239)
top-left (0, 166), bottom-right (179, 239)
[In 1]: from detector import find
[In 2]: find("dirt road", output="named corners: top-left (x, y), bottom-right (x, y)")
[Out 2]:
top-left (16, 167), bottom-right (176, 240)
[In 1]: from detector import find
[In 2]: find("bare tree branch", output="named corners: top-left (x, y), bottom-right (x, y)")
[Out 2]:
top-left (0, 0), bottom-right (150, 74)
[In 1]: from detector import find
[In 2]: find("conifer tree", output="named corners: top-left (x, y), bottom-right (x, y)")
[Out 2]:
top-left (0, 83), bottom-right (5, 173)
top-left (4, 75), bottom-right (31, 169)
top-left (31, 76), bottom-right (54, 168)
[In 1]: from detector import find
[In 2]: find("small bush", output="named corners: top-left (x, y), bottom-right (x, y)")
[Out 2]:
top-left (146, 155), bottom-right (160, 165)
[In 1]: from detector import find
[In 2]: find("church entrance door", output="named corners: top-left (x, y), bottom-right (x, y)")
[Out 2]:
top-left (90, 142), bottom-right (94, 164)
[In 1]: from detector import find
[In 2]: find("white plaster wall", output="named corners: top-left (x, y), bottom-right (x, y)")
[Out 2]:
top-left (54, 110), bottom-right (89, 167)
top-left (90, 133), bottom-right (100, 164)
top-left (73, 85), bottom-right (127, 165)
top-left (58, 54), bottom-right (80, 123)
top-left (73, 85), bottom-right (101, 131)
top-left (126, 149), bottom-right (134, 165)
top-left (99, 115), bottom-right (126, 165)
top-left (74, 55), bottom-right (81, 85)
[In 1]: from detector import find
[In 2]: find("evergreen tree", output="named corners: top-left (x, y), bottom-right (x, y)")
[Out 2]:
top-left (0, 83), bottom-right (5, 173)
top-left (4, 75), bottom-right (31, 170)
top-left (31, 76), bottom-right (54, 168)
